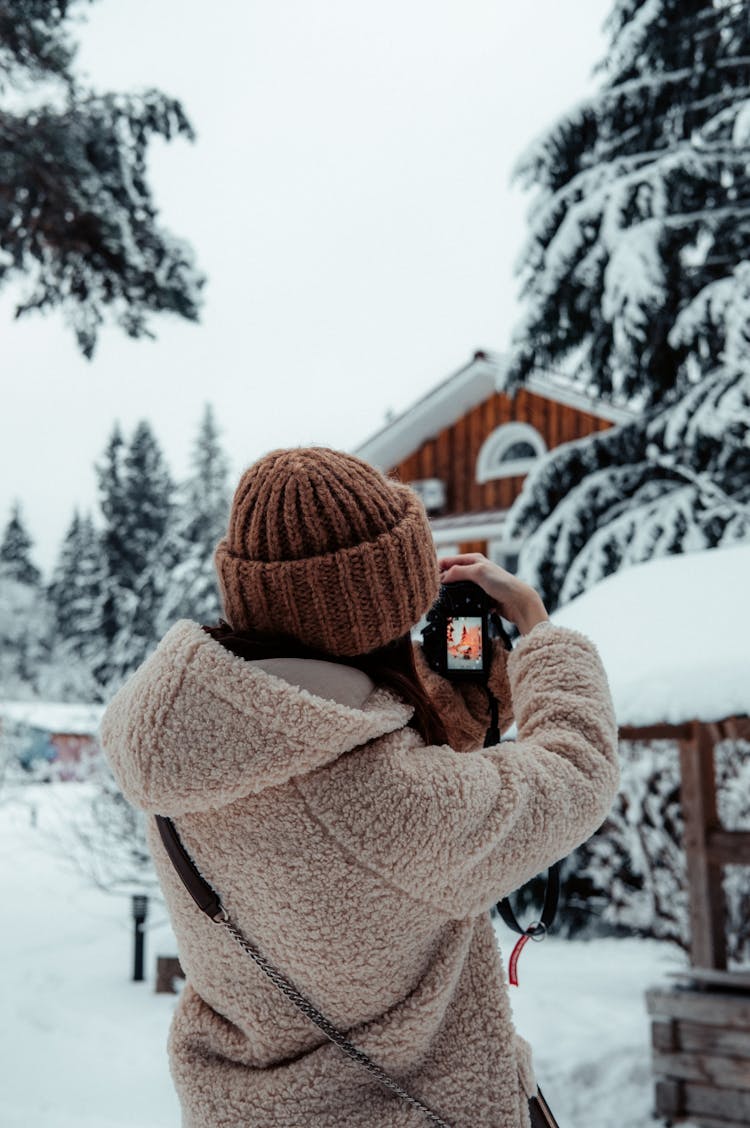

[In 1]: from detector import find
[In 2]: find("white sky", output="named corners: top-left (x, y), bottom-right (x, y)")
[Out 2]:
top-left (1, 0), bottom-right (611, 573)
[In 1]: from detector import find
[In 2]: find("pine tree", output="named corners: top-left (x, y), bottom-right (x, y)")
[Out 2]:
top-left (505, 0), bottom-right (750, 610)
top-left (43, 509), bottom-right (108, 698)
top-left (183, 404), bottom-right (231, 551)
top-left (121, 420), bottom-right (174, 589)
top-left (0, 501), bottom-right (41, 585)
top-left (155, 404), bottom-right (231, 634)
top-left (0, 1), bottom-right (204, 357)
top-left (95, 423), bottom-right (129, 648)
top-left (0, 572), bottom-right (50, 697)
top-left (509, 0), bottom-right (750, 406)
top-left (95, 419), bottom-right (175, 685)
top-left (505, 367), bottom-right (750, 609)
top-left (47, 508), bottom-right (83, 638)
top-left (0, 502), bottom-right (48, 693)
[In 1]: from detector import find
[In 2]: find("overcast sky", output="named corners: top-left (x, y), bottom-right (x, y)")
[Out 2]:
top-left (1, 0), bottom-right (611, 573)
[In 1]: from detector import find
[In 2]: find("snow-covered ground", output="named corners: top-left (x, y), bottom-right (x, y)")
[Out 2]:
top-left (4, 782), bottom-right (690, 1128)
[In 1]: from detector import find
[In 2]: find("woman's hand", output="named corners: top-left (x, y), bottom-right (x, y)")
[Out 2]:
top-left (438, 552), bottom-right (549, 635)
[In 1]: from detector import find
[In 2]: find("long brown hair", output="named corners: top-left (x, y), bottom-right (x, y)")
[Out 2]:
top-left (201, 619), bottom-right (449, 746)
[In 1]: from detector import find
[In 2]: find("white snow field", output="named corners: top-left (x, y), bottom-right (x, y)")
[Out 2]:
top-left (3, 781), bottom-right (697, 1128)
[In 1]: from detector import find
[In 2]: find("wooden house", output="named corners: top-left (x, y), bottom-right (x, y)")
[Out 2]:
top-left (353, 350), bottom-right (635, 569)
top-left (543, 543), bottom-right (750, 1128)
top-left (1, 702), bottom-right (104, 781)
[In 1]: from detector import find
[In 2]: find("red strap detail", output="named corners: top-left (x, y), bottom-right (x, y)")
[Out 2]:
top-left (508, 932), bottom-right (532, 987)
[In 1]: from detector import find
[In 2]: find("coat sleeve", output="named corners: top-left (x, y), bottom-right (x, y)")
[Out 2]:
top-left (298, 620), bottom-right (620, 921)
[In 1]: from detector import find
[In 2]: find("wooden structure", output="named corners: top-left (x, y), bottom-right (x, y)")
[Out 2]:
top-left (156, 955), bottom-right (185, 995)
top-left (1, 702), bottom-right (104, 781)
top-left (620, 714), bottom-right (750, 1128)
top-left (618, 716), bottom-right (750, 975)
top-left (550, 541), bottom-right (750, 1128)
top-left (354, 350), bottom-right (634, 566)
top-left (47, 731), bottom-right (99, 781)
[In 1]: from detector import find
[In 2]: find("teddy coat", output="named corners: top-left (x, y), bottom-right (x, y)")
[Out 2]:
top-left (99, 617), bottom-right (620, 1128)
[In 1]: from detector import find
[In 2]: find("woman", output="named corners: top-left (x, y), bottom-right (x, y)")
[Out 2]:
top-left (100, 446), bottom-right (620, 1128)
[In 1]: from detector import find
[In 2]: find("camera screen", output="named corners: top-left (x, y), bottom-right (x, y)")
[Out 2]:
top-left (446, 616), bottom-right (483, 670)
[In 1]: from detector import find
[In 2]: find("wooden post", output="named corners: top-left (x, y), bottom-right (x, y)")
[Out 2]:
top-left (156, 956), bottom-right (185, 994)
top-left (678, 721), bottom-right (727, 970)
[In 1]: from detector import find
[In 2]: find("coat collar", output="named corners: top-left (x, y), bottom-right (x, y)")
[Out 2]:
top-left (110, 620), bottom-right (416, 799)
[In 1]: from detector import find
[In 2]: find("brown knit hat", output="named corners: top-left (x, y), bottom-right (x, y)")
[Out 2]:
top-left (213, 446), bottom-right (441, 656)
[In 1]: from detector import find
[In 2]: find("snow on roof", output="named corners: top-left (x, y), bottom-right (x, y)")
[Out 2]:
top-left (0, 702), bottom-right (105, 735)
top-left (548, 543), bottom-right (750, 728)
top-left (354, 352), bottom-right (500, 470)
top-left (353, 350), bottom-right (636, 471)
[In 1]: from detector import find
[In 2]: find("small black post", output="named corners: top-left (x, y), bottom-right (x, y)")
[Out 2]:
top-left (132, 894), bottom-right (148, 982)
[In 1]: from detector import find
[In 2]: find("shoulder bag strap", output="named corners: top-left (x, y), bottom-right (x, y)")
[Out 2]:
top-left (154, 814), bottom-right (452, 1128)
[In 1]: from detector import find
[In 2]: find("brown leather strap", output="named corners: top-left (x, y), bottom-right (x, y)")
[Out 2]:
top-left (154, 815), bottom-right (224, 921)
top-left (528, 1088), bottom-right (561, 1128)
top-left (153, 814), bottom-right (452, 1126)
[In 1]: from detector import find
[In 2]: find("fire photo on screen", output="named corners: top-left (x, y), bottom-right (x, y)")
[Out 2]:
top-left (446, 616), bottom-right (483, 670)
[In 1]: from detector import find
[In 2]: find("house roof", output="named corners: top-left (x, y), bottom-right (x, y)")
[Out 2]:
top-left (547, 543), bottom-right (750, 728)
top-left (0, 702), bottom-right (105, 735)
top-left (429, 508), bottom-right (511, 545)
top-left (352, 350), bottom-right (637, 471)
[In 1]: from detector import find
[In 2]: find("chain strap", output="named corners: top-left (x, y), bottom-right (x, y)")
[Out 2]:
top-left (214, 913), bottom-right (452, 1128)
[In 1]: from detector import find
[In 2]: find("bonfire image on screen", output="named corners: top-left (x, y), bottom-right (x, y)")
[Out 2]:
top-left (446, 616), bottom-right (483, 670)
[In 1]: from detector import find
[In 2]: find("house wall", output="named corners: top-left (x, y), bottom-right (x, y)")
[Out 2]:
top-left (50, 733), bottom-right (99, 781)
top-left (388, 386), bottom-right (613, 516)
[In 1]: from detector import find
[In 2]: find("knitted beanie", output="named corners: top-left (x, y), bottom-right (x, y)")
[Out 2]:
top-left (213, 446), bottom-right (441, 656)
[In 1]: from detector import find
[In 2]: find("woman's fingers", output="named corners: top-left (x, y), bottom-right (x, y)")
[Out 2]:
top-left (435, 551), bottom-right (548, 631)
top-left (439, 561), bottom-right (486, 584)
top-left (438, 553), bottom-right (486, 570)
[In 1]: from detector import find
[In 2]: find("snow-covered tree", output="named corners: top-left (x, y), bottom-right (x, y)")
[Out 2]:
top-left (95, 420), bottom-right (175, 685)
top-left (505, 0), bottom-right (750, 611)
top-left (0, 502), bottom-right (48, 694)
top-left (42, 509), bottom-right (108, 700)
top-left (0, 571), bottom-right (50, 697)
top-left (0, 502), bottom-right (41, 586)
top-left (9, 408), bottom-right (231, 699)
top-left (95, 423), bottom-right (130, 655)
top-left (99, 420), bottom-right (175, 684)
top-left (509, 0), bottom-right (750, 405)
top-left (505, 366), bottom-right (750, 609)
top-left (155, 403), bottom-right (230, 634)
top-left (0, 0), bottom-right (204, 357)
top-left (121, 420), bottom-right (175, 591)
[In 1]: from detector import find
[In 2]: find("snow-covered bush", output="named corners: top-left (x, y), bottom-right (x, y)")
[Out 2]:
top-left (39, 748), bottom-right (160, 897)
top-left (558, 737), bottom-right (750, 963)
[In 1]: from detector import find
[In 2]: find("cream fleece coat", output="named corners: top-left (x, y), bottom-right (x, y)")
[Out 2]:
top-left (100, 618), bottom-right (620, 1128)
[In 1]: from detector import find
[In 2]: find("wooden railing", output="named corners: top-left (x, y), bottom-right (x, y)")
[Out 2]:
top-left (619, 714), bottom-right (750, 971)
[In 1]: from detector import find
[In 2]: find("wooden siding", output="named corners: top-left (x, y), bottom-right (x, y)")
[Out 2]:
top-left (648, 986), bottom-right (750, 1127)
top-left (388, 386), bottom-right (613, 515)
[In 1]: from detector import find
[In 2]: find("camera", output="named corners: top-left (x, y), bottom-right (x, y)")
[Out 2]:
top-left (420, 580), bottom-right (512, 682)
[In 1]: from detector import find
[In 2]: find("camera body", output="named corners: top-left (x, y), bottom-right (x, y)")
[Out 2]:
top-left (421, 580), bottom-right (498, 682)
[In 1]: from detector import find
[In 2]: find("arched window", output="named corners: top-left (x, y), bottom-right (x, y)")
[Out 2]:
top-left (475, 422), bottom-right (547, 484)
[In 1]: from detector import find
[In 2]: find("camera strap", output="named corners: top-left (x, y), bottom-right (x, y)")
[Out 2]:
top-left (496, 861), bottom-right (561, 986)
top-left (483, 677), bottom-right (561, 986)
